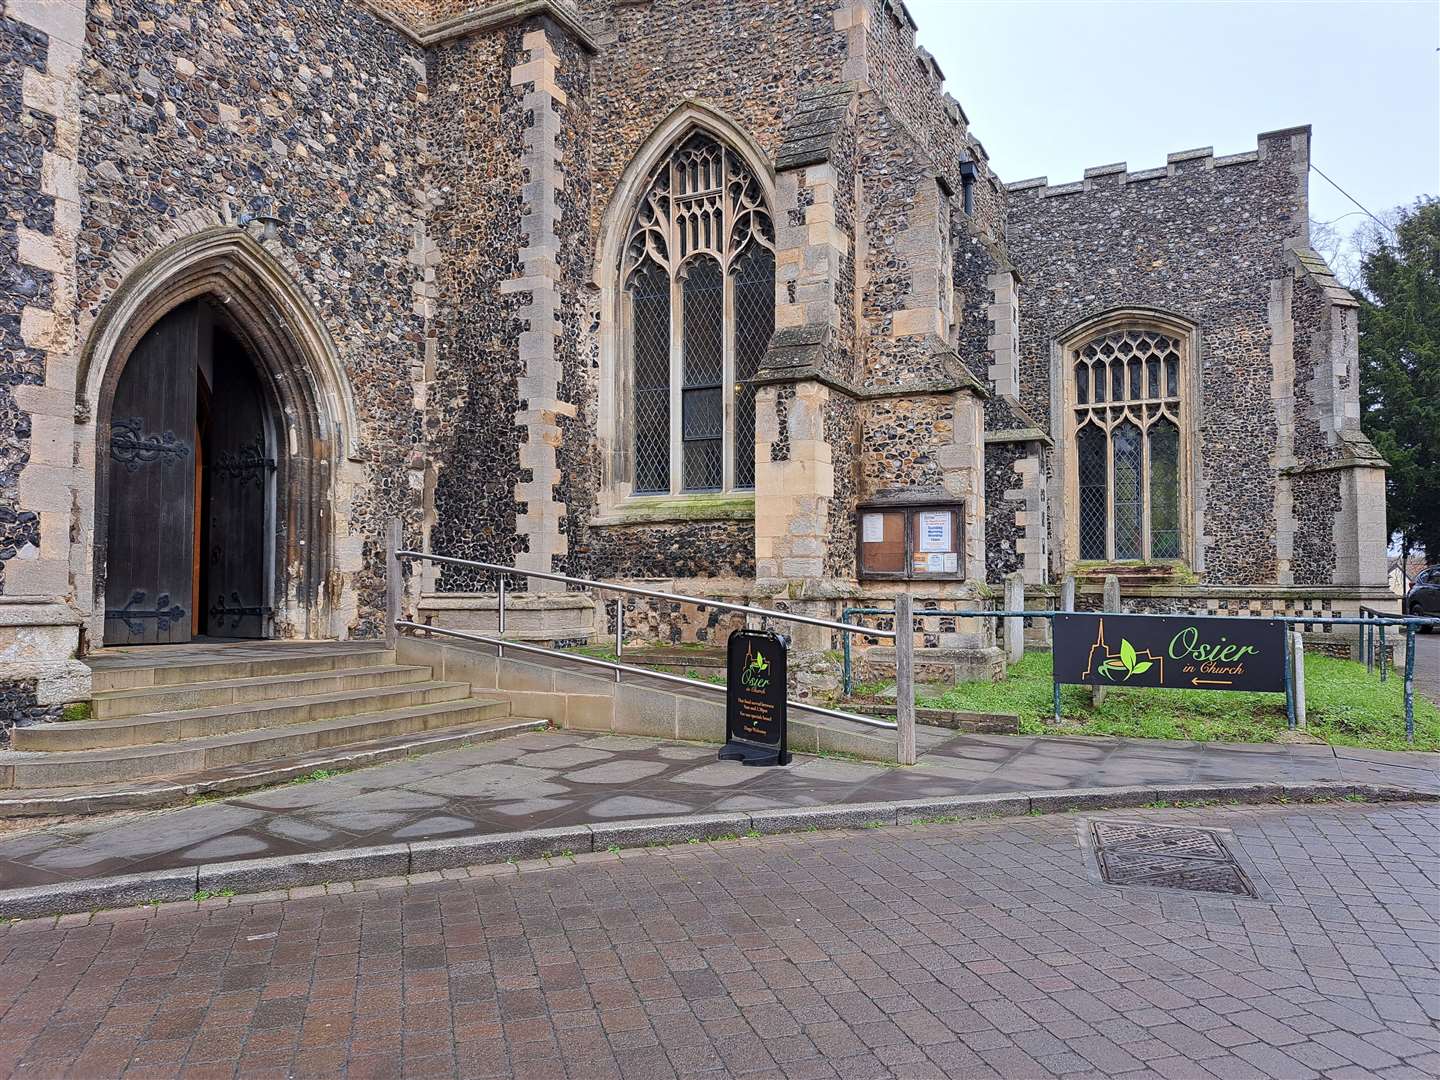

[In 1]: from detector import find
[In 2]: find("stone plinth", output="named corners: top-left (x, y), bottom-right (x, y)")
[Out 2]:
top-left (1, 598), bottom-right (90, 740)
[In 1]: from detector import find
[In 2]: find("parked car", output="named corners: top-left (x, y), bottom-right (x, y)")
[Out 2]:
top-left (1407, 566), bottom-right (1440, 629)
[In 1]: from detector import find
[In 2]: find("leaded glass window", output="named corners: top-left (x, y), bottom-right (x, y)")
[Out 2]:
top-left (1070, 329), bottom-right (1185, 561)
top-left (621, 131), bottom-right (775, 495)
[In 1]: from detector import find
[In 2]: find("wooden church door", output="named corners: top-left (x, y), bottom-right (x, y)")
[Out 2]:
top-left (103, 303), bottom-right (207, 645)
top-left (202, 328), bottom-right (273, 639)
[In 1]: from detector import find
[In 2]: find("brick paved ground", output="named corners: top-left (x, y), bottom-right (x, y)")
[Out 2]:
top-left (0, 802), bottom-right (1435, 1079)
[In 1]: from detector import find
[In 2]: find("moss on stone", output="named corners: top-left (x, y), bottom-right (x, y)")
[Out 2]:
top-left (604, 494), bottom-right (755, 525)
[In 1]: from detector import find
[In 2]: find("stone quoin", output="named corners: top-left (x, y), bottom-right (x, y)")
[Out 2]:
top-left (0, 0), bottom-right (1390, 735)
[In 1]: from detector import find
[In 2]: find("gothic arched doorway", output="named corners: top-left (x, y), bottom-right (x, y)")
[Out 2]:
top-left (103, 298), bottom-right (276, 645)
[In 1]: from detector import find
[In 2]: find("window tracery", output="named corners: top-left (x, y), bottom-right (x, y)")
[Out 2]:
top-left (1071, 329), bottom-right (1185, 561)
top-left (621, 132), bottom-right (775, 495)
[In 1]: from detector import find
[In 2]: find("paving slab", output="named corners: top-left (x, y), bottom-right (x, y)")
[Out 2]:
top-left (0, 728), bottom-right (1434, 892)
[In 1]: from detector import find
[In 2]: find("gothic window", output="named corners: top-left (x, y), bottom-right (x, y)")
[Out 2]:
top-left (1071, 329), bottom-right (1186, 561)
top-left (621, 132), bottom-right (775, 495)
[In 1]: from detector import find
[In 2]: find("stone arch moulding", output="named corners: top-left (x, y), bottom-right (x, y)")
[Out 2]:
top-left (76, 226), bottom-right (362, 649)
top-left (1049, 305), bottom-right (1204, 573)
top-left (592, 100), bottom-right (778, 517)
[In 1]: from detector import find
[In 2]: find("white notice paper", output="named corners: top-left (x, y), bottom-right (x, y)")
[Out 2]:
top-left (927, 553), bottom-right (946, 573)
top-left (918, 511), bottom-right (951, 552)
top-left (943, 552), bottom-right (959, 573)
top-left (862, 513), bottom-right (885, 544)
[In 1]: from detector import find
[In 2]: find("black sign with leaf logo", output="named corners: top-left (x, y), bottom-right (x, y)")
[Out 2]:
top-left (720, 629), bottom-right (791, 766)
top-left (1053, 613), bottom-right (1287, 694)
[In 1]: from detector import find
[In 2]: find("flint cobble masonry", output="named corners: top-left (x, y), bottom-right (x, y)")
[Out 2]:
top-left (0, 0), bottom-right (1394, 723)
top-left (0, 802), bottom-right (1435, 1078)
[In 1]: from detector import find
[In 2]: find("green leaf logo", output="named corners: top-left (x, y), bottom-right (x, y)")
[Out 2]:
top-left (1099, 638), bottom-right (1154, 682)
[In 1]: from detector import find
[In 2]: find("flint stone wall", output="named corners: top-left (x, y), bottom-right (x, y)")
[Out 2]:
top-left (1007, 131), bottom-right (1310, 586)
top-left (0, 677), bottom-right (60, 746)
top-left (426, 26), bottom-right (532, 590)
top-left (564, 0), bottom-right (849, 581)
top-left (75, 0), bottom-right (429, 635)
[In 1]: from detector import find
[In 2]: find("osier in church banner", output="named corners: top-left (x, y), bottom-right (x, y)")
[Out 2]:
top-left (1053, 613), bottom-right (1287, 694)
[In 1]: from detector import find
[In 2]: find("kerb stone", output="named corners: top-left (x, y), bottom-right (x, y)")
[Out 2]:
top-left (0, 866), bottom-right (196, 920)
top-left (408, 825), bottom-right (594, 872)
top-left (589, 812), bottom-right (753, 850)
top-left (197, 844), bottom-right (410, 894)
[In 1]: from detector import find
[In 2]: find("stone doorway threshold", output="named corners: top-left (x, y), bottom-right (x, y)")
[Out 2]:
top-left (87, 638), bottom-right (359, 665)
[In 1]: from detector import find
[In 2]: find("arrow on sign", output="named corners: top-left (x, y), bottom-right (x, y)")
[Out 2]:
top-left (1190, 678), bottom-right (1233, 687)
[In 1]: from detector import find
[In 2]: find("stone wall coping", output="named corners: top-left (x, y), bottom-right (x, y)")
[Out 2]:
top-left (983, 427), bottom-right (1052, 446)
top-left (753, 363), bottom-right (975, 399)
top-left (1036, 583), bottom-right (1401, 600)
top-left (1281, 457), bottom-right (1386, 478)
top-left (355, 0), bottom-right (598, 51)
top-left (757, 339), bottom-right (988, 399)
top-left (587, 493), bottom-right (756, 527)
top-left (1291, 246), bottom-right (1361, 309)
top-left (1124, 167), bottom-right (1167, 183)
top-left (1214, 150), bottom-right (1260, 168)
top-left (417, 593), bottom-right (596, 611)
top-left (774, 82), bottom-right (856, 174)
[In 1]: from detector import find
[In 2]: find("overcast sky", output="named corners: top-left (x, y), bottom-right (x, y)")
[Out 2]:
top-left (907, 0), bottom-right (1439, 262)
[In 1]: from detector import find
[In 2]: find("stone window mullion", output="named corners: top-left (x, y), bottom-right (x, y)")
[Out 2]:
top-left (1069, 327), bottom-right (1188, 564)
top-left (722, 268), bottom-right (736, 493)
top-left (668, 272), bottom-right (683, 496)
top-left (618, 129), bottom-right (775, 500)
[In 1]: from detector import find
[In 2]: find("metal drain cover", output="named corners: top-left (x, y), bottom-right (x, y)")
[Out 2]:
top-left (1090, 819), bottom-right (1257, 898)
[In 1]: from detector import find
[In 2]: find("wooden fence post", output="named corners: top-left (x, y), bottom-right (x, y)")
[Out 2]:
top-left (895, 592), bottom-right (916, 766)
top-left (1292, 629), bottom-right (1307, 731)
top-left (1093, 574), bottom-right (1121, 708)
top-left (1003, 572), bottom-right (1025, 665)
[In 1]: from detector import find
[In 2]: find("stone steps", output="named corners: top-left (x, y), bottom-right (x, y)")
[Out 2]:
top-left (90, 644), bottom-right (397, 692)
top-left (0, 641), bottom-right (552, 800)
top-left (12, 681), bottom-right (475, 751)
top-left (0, 719), bottom-right (548, 818)
top-left (2, 698), bottom-right (518, 789)
top-left (90, 664), bottom-right (435, 719)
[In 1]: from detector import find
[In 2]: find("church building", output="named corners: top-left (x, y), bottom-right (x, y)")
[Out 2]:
top-left (0, 0), bottom-right (1390, 727)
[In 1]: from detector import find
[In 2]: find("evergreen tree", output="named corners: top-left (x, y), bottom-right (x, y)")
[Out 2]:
top-left (1357, 199), bottom-right (1440, 566)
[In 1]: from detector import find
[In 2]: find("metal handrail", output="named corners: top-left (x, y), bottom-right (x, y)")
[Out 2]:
top-left (395, 620), bottom-right (899, 731)
top-left (397, 550), bottom-right (894, 639)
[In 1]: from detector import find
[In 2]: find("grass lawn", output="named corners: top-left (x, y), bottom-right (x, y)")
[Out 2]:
top-left (914, 650), bottom-right (1440, 752)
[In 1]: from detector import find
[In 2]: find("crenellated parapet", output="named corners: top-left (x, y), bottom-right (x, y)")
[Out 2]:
top-left (1006, 127), bottom-right (1309, 204)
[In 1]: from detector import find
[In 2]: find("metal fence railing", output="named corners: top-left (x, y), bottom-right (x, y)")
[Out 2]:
top-left (384, 521), bottom-right (926, 762)
top-left (840, 605), bottom-right (1436, 744)
top-left (387, 519), bottom-right (1434, 753)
